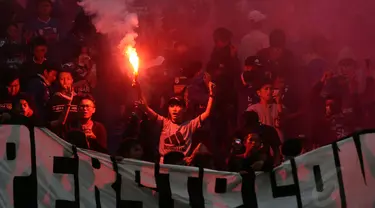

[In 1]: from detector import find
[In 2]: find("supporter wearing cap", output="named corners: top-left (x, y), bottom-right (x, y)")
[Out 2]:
top-left (241, 56), bottom-right (267, 86)
top-left (238, 56), bottom-right (266, 124)
top-left (135, 80), bottom-right (216, 163)
top-left (239, 10), bottom-right (269, 64)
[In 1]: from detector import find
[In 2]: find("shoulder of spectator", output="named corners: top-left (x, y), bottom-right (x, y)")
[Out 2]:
top-left (94, 121), bottom-right (106, 132)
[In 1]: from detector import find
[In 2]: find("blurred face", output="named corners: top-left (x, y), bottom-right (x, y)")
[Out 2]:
top-left (245, 133), bottom-right (262, 149)
top-left (79, 99), bottom-right (96, 119)
top-left (43, 70), bottom-right (57, 84)
top-left (244, 66), bottom-right (253, 71)
top-left (339, 65), bottom-right (356, 79)
top-left (16, 99), bottom-right (33, 117)
top-left (274, 77), bottom-right (286, 89)
top-left (7, 79), bottom-right (20, 96)
top-left (325, 99), bottom-right (339, 117)
top-left (128, 144), bottom-right (143, 160)
top-left (33, 45), bottom-right (47, 59)
top-left (38, 1), bottom-right (52, 17)
top-left (59, 72), bottom-right (73, 91)
top-left (168, 104), bottom-right (185, 123)
top-left (214, 39), bottom-right (229, 48)
top-left (269, 47), bottom-right (283, 61)
top-left (257, 84), bottom-right (273, 102)
top-left (175, 45), bottom-right (188, 54)
top-left (7, 25), bottom-right (19, 41)
top-left (81, 46), bottom-right (89, 54)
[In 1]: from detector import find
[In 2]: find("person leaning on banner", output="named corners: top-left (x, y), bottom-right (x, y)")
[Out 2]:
top-left (0, 93), bottom-right (44, 126)
top-left (134, 79), bottom-right (216, 164)
top-left (235, 111), bottom-right (282, 166)
top-left (50, 93), bottom-right (107, 153)
top-left (227, 132), bottom-right (273, 172)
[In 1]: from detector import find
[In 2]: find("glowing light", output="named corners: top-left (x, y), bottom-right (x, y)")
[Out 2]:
top-left (125, 46), bottom-right (139, 75)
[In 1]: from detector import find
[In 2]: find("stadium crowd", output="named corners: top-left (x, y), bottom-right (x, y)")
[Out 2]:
top-left (1, 0), bottom-right (374, 172)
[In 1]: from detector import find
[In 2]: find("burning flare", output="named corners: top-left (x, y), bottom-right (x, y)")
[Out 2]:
top-left (125, 46), bottom-right (139, 76)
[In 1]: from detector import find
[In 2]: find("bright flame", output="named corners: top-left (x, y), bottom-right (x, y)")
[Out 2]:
top-left (125, 46), bottom-right (139, 75)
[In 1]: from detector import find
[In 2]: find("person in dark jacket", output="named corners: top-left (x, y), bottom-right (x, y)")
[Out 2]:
top-left (20, 37), bottom-right (48, 86)
top-left (0, 71), bottom-right (22, 112)
top-left (47, 69), bottom-right (80, 123)
top-left (27, 62), bottom-right (58, 121)
top-left (0, 93), bottom-right (43, 126)
top-left (51, 93), bottom-right (107, 153)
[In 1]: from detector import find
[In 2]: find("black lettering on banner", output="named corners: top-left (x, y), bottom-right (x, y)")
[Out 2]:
top-left (110, 156), bottom-right (143, 208)
top-left (135, 170), bottom-right (157, 191)
top-left (135, 170), bottom-right (142, 187)
top-left (353, 134), bottom-right (366, 185)
top-left (13, 126), bottom-right (38, 208)
top-left (6, 142), bottom-right (16, 160)
top-left (95, 187), bottom-right (101, 208)
top-left (53, 145), bottom-right (79, 208)
top-left (154, 163), bottom-right (174, 208)
top-left (236, 170), bottom-right (258, 208)
top-left (91, 158), bottom-right (101, 169)
top-left (332, 142), bottom-right (347, 208)
top-left (313, 166), bottom-right (324, 192)
top-left (187, 167), bottom-right (205, 208)
top-left (214, 178), bottom-right (227, 193)
top-left (269, 158), bottom-right (302, 208)
top-left (91, 157), bottom-right (102, 208)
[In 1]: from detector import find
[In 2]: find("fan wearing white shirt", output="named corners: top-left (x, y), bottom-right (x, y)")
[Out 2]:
top-left (246, 79), bottom-right (283, 128)
top-left (239, 10), bottom-right (269, 65)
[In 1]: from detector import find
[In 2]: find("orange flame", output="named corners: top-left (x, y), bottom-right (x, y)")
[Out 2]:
top-left (125, 46), bottom-right (139, 76)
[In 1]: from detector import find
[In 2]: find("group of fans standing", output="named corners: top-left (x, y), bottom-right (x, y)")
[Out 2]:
top-left (1, 0), bottom-right (374, 172)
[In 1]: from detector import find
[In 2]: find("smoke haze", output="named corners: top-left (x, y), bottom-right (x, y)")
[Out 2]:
top-left (78, 0), bottom-right (138, 53)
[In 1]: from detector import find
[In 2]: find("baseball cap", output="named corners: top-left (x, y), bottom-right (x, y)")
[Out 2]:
top-left (168, 96), bottom-right (186, 107)
top-left (248, 10), bottom-right (267, 23)
top-left (245, 56), bottom-right (263, 67)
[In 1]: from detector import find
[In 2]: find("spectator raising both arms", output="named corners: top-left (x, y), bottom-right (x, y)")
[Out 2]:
top-left (135, 80), bottom-right (216, 164)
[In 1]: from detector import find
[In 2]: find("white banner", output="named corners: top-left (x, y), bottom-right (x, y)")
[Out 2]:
top-left (0, 125), bottom-right (374, 208)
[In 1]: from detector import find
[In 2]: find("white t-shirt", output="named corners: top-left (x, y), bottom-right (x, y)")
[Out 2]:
top-left (246, 103), bottom-right (279, 127)
top-left (157, 115), bottom-right (202, 163)
top-left (239, 30), bottom-right (269, 63)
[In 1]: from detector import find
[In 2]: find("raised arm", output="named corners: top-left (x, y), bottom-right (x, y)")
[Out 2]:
top-left (200, 82), bottom-right (216, 122)
top-left (134, 82), bottom-right (160, 121)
